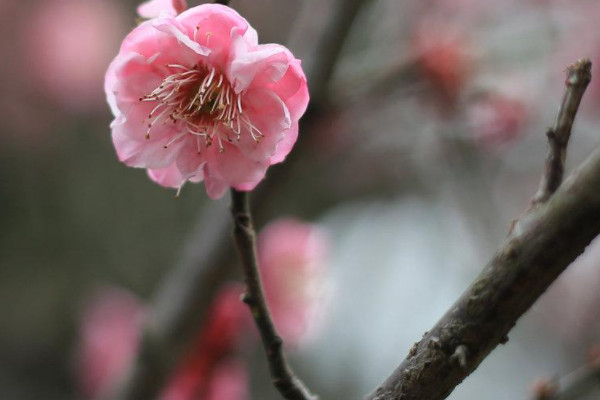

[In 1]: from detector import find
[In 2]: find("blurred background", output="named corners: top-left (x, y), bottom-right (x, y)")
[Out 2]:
top-left (2, 0), bottom-right (600, 399)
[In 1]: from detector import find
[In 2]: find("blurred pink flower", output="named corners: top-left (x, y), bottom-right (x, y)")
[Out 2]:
top-left (76, 220), bottom-right (328, 398)
top-left (160, 284), bottom-right (248, 400)
top-left (76, 287), bottom-right (145, 398)
top-left (412, 20), bottom-right (473, 102)
top-left (204, 358), bottom-right (248, 400)
top-left (258, 218), bottom-right (330, 344)
top-left (467, 93), bottom-right (528, 149)
top-left (105, 4), bottom-right (309, 198)
top-left (25, 0), bottom-right (126, 111)
top-left (138, 0), bottom-right (188, 18)
top-left (77, 285), bottom-right (248, 400)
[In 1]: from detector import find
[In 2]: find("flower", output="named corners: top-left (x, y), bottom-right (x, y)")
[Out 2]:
top-left (258, 218), bottom-right (330, 344)
top-left (76, 287), bottom-right (145, 398)
top-left (105, 4), bottom-right (309, 198)
top-left (160, 284), bottom-right (249, 400)
top-left (25, 0), bottom-right (127, 111)
top-left (76, 285), bottom-right (249, 400)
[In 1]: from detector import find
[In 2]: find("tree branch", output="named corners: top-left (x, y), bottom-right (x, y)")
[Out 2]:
top-left (289, 0), bottom-right (374, 105)
top-left (532, 59), bottom-right (592, 204)
top-left (230, 189), bottom-right (317, 400)
top-left (366, 60), bottom-right (596, 400)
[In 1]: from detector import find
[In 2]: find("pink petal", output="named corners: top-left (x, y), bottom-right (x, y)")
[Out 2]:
top-left (229, 42), bottom-right (309, 121)
top-left (204, 143), bottom-right (269, 194)
top-left (229, 41), bottom-right (290, 93)
top-left (202, 163), bottom-right (230, 199)
top-left (147, 163), bottom-right (198, 188)
top-left (151, 17), bottom-right (210, 57)
top-left (270, 120), bottom-right (299, 164)
top-left (175, 137), bottom-right (207, 179)
top-left (137, 0), bottom-right (180, 18)
top-left (120, 18), bottom-right (204, 67)
top-left (176, 4), bottom-right (253, 66)
top-left (112, 125), bottom-right (185, 169)
top-left (268, 58), bottom-right (309, 122)
top-left (234, 88), bottom-right (291, 162)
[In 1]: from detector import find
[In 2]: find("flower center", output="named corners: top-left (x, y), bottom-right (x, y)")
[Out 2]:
top-left (139, 64), bottom-right (263, 153)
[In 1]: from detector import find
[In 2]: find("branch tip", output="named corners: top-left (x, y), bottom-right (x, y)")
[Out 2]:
top-left (531, 58), bottom-right (592, 205)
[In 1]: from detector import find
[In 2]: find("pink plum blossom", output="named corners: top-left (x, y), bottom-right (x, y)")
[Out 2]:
top-left (76, 287), bottom-right (145, 398)
top-left (258, 218), bottom-right (330, 344)
top-left (160, 284), bottom-right (249, 400)
top-left (26, 0), bottom-right (126, 111)
top-left (76, 285), bottom-right (249, 400)
top-left (76, 221), bottom-right (327, 397)
top-left (105, 4), bottom-right (309, 198)
top-left (412, 20), bottom-right (474, 103)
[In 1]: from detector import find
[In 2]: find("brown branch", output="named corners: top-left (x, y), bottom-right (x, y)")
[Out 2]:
top-left (532, 58), bottom-right (592, 205)
top-left (533, 362), bottom-right (600, 400)
top-left (230, 189), bottom-right (317, 400)
top-left (366, 60), bottom-right (596, 400)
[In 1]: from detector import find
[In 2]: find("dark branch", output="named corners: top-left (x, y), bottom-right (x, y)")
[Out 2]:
top-left (213, 0), bottom-right (231, 5)
top-left (532, 58), bottom-right (592, 204)
top-left (230, 189), bottom-right (317, 400)
top-left (366, 60), bottom-right (597, 400)
top-left (289, 0), bottom-right (374, 105)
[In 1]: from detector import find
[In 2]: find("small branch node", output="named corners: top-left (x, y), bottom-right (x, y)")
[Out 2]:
top-left (240, 292), bottom-right (254, 305)
top-left (450, 345), bottom-right (468, 369)
top-left (426, 337), bottom-right (441, 350)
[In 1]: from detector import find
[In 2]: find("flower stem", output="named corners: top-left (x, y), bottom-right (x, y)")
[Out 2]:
top-left (230, 189), bottom-right (318, 400)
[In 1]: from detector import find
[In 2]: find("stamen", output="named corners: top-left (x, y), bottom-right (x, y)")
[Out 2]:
top-left (164, 131), bottom-right (187, 148)
top-left (140, 64), bottom-right (253, 153)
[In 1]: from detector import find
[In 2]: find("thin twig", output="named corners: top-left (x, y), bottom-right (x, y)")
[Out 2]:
top-left (532, 58), bottom-right (592, 205)
top-left (214, 0), bottom-right (231, 5)
top-left (230, 189), bottom-right (317, 400)
top-left (289, 0), bottom-right (374, 105)
top-left (534, 362), bottom-right (600, 400)
top-left (366, 59), bottom-right (598, 400)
